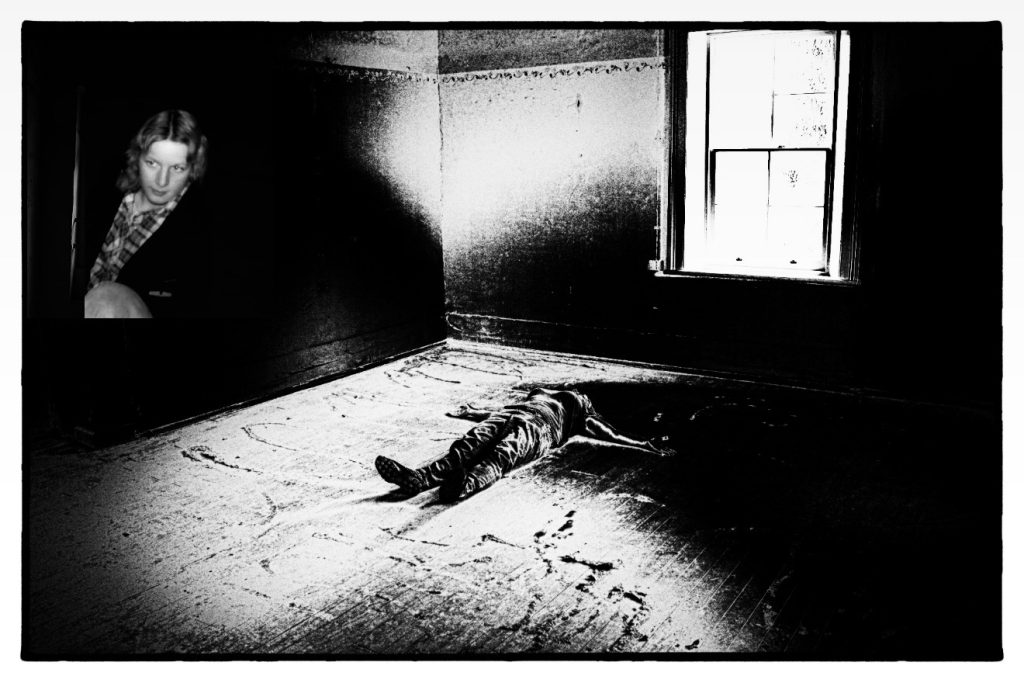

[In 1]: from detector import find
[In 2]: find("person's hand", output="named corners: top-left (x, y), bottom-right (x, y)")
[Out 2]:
top-left (446, 404), bottom-right (479, 418)
top-left (648, 436), bottom-right (677, 457)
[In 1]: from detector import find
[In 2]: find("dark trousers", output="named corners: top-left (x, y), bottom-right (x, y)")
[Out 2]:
top-left (418, 412), bottom-right (551, 492)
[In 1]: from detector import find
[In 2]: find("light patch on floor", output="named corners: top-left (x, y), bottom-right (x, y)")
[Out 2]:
top-left (29, 341), bottom-right (752, 655)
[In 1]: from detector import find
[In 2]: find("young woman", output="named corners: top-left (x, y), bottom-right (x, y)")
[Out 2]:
top-left (84, 109), bottom-right (209, 318)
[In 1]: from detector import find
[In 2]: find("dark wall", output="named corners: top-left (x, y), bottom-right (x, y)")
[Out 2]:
top-left (439, 25), bottom-right (1001, 408)
top-left (854, 25), bottom-right (1002, 406)
top-left (23, 25), bottom-right (446, 441)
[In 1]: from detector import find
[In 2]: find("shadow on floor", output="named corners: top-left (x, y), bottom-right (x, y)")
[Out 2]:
top-left (534, 379), bottom-right (1001, 659)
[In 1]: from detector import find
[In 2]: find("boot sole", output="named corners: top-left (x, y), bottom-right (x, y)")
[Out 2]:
top-left (375, 456), bottom-right (424, 494)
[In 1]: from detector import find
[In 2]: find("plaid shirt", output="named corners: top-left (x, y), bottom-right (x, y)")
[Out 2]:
top-left (88, 185), bottom-right (189, 290)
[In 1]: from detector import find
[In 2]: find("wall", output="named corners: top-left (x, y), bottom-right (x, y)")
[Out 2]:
top-left (440, 59), bottom-right (664, 324)
top-left (23, 25), bottom-right (446, 440)
top-left (281, 29), bottom-right (438, 72)
top-left (438, 28), bottom-right (660, 73)
top-left (439, 28), bottom-right (667, 352)
top-left (268, 27), bottom-right (444, 396)
top-left (438, 26), bottom-right (1001, 407)
top-left (853, 25), bottom-right (1001, 406)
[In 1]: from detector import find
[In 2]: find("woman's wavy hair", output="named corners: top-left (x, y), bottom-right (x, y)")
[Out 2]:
top-left (116, 109), bottom-right (209, 194)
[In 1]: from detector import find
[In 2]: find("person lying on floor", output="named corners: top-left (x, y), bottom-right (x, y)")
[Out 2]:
top-left (375, 387), bottom-right (675, 503)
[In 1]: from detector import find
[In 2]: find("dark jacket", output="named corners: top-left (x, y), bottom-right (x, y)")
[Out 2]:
top-left (104, 185), bottom-right (213, 318)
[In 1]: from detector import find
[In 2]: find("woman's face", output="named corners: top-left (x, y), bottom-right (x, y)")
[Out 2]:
top-left (136, 139), bottom-right (191, 211)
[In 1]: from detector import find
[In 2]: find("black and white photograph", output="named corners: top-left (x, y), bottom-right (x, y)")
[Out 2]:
top-left (15, 5), bottom-right (1014, 665)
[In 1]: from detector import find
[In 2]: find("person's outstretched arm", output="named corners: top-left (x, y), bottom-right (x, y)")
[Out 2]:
top-left (446, 404), bottom-right (495, 422)
top-left (582, 416), bottom-right (676, 457)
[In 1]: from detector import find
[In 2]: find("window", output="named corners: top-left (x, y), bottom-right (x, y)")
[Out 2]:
top-left (664, 29), bottom-right (853, 280)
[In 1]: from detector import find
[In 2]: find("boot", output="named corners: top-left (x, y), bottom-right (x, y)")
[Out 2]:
top-left (375, 456), bottom-right (429, 494)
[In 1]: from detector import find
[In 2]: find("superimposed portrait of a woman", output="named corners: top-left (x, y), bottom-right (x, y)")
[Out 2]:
top-left (84, 109), bottom-right (210, 318)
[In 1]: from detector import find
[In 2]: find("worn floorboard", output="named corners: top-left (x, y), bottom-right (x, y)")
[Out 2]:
top-left (25, 340), bottom-right (1001, 658)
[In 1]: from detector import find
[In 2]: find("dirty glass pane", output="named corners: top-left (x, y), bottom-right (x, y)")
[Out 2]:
top-left (708, 32), bottom-right (774, 148)
top-left (691, 29), bottom-right (843, 275)
top-left (769, 150), bottom-right (827, 207)
top-left (767, 206), bottom-right (826, 269)
top-left (773, 31), bottom-right (836, 95)
top-left (713, 151), bottom-right (769, 206)
top-left (772, 93), bottom-right (833, 147)
top-left (709, 204), bottom-right (768, 264)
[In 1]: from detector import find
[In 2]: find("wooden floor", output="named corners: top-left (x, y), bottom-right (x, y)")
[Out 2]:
top-left (24, 341), bottom-right (1001, 658)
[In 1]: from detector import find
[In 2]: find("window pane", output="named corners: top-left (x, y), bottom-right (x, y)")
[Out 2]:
top-left (714, 151), bottom-right (769, 206)
top-left (769, 150), bottom-right (827, 207)
top-left (710, 203), bottom-right (767, 263)
top-left (772, 32), bottom-right (836, 95)
top-left (767, 206), bottom-right (826, 269)
top-left (680, 29), bottom-right (848, 277)
top-left (708, 32), bottom-right (774, 148)
top-left (772, 93), bottom-right (833, 147)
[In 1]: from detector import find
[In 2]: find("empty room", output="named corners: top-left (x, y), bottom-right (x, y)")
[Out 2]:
top-left (22, 23), bottom-right (1002, 659)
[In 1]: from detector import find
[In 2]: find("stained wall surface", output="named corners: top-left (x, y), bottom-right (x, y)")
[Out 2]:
top-left (280, 29), bottom-right (439, 73)
top-left (440, 59), bottom-right (665, 326)
top-left (439, 28), bottom-right (666, 354)
top-left (438, 29), bottom-right (661, 73)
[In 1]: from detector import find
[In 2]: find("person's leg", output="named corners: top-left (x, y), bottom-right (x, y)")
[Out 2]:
top-left (439, 417), bottom-right (548, 502)
top-left (375, 413), bottom-right (511, 494)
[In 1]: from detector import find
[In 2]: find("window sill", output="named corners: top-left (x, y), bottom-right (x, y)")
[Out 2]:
top-left (654, 269), bottom-right (859, 287)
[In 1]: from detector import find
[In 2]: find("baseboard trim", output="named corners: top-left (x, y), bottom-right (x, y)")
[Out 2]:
top-left (444, 314), bottom-right (997, 415)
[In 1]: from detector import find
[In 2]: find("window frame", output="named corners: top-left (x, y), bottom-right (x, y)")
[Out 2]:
top-left (662, 26), bottom-right (861, 285)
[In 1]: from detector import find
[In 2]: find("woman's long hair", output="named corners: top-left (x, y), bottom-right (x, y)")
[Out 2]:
top-left (116, 109), bottom-right (209, 194)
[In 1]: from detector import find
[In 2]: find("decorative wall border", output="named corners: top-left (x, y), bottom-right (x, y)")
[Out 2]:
top-left (285, 60), bottom-right (439, 84)
top-left (440, 57), bottom-right (665, 84)
top-left (283, 56), bottom-right (666, 85)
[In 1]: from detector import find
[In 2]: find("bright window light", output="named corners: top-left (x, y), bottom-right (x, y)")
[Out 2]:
top-left (680, 29), bottom-right (851, 279)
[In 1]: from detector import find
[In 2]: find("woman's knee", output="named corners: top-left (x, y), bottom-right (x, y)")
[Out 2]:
top-left (84, 282), bottom-right (152, 318)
